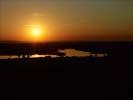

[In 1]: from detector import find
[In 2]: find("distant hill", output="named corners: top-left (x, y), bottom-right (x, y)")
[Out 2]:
top-left (0, 40), bottom-right (25, 44)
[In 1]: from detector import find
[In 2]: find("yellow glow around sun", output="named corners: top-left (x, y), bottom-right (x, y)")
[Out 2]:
top-left (32, 27), bottom-right (41, 37)
top-left (25, 24), bottom-right (46, 42)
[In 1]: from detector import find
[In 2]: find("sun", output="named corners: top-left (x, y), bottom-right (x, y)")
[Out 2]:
top-left (25, 24), bottom-right (46, 42)
top-left (32, 27), bottom-right (41, 37)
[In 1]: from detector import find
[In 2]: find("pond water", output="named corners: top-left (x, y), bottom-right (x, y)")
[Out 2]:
top-left (0, 49), bottom-right (107, 59)
top-left (31, 54), bottom-right (59, 58)
top-left (59, 49), bottom-right (107, 57)
top-left (59, 49), bottom-right (91, 57)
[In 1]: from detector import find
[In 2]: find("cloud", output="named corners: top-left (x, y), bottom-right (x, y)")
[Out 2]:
top-left (32, 13), bottom-right (45, 17)
top-left (24, 25), bottom-right (41, 28)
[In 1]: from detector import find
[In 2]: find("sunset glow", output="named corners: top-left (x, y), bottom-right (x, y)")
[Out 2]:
top-left (25, 25), bottom-right (45, 42)
top-left (0, 0), bottom-right (133, 41)
top-left (32, 27), bottom-right (42, 37)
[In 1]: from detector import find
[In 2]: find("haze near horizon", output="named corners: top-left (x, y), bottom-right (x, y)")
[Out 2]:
top-left (0, 0), bottom-right (133, 42)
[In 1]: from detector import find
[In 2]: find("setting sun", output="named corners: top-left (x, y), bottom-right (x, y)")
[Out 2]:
top-left (32, 27), bottom-right (42, 37)
top-left (24, 25), bottom-right (46, 42)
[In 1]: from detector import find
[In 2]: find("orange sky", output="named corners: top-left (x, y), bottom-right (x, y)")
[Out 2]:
top-left (0, 0), bottom-right (133, 42)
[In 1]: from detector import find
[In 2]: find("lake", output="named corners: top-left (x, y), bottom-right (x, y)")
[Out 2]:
top-left (0, 49), bottom-right (107, 59)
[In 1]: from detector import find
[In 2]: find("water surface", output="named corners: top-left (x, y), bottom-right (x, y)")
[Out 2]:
top-left (0, 49), bottom-right (107, 59)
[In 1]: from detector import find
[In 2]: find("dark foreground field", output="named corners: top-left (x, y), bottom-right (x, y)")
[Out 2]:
top-left (0, 42), bottom-right (132, 99)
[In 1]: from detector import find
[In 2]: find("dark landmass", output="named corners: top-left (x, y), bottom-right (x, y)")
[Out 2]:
top-left (0, 41), bottom-right (133, 55)
top-left (0, 41), bottom-right (132, 98)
